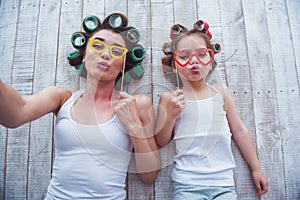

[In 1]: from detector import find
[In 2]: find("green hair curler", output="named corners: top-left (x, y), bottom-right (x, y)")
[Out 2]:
top-left (83, 15), bottom-right (101, 33)
top-left (107, 13), bottom-right (128, 28)
top-left (71, 32), bottom-right (87, 49)
top-left (130, 46), bottom-right (145, 62)
top-left (126, 28), bottom-right (140, 43)
top-left (68, 50), bottom-right (83, 67)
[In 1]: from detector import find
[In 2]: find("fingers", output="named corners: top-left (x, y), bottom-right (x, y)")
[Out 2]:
top-left (257, 179), bottom-right (268, 195)
top-left (173, 89), bottom-right (185, 108)
top-left (254, 176), bottom-right (268, 195)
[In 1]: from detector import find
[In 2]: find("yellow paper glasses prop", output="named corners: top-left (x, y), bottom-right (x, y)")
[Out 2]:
top-left (89, 38), bottom-right (128, 92)
top-left (89, 38), bottom-right (128, 58)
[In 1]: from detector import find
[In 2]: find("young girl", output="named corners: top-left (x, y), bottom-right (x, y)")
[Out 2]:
top-left (0, 13), bottom-right (160, 199)
top-left (155, 21), bottom-right (268, 199)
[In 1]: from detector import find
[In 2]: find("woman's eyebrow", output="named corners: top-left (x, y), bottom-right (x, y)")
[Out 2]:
top-left (94, 37), bottom-right (123, 47)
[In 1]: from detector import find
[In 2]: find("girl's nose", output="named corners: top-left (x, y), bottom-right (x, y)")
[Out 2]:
top-left (189, 54), bottom-right (199, 65)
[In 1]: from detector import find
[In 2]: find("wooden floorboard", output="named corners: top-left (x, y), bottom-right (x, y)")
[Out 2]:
top-left (0, 0), bottom-right (299, 199)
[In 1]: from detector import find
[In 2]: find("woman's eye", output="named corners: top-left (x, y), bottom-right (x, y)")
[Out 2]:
top-left (112, 48), bottom-right (123, 56)
top-left (93, 43), bottom-right (104, 50)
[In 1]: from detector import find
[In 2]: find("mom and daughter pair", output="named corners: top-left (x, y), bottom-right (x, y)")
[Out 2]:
top-left (0, 13), bottom-right (268, 200)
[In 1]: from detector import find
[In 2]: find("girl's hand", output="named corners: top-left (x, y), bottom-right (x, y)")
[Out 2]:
top-left (113, 92), bottom-right (143, 136)
top-left (252, 169), bottom-right (268, 195)
top-left (166, 89), bottom-right (185, 118)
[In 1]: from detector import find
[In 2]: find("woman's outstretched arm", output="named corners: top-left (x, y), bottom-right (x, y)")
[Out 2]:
top-left (0, 80), bottom-right (72, 128)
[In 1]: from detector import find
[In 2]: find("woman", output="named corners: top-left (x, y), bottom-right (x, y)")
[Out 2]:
top-left (0, 13), bottom-right (160, 199)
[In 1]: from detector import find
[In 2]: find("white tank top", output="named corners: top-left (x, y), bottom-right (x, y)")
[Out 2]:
top-left (172, 84), bottom-right (236, 186)
top-left (46, 90), bottom-right (132, 200)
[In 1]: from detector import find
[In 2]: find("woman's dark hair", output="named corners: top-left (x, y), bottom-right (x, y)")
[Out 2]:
top-left (68, 13), bottom-right (145, 83)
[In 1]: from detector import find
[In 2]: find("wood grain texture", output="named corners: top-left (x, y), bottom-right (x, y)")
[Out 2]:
top-left (220, 0), bottom-right (258, 198)
top-left (5, 0), bottom-right (40, 199)
top-left (27, 1), bottom-right (61, 199)
top-left (241, 0), bottom-right (286, 199)
top-left (0, 0), bottom-right (20, 198)
top-left (0, 0), bottom-right (299, 199)
top-left (265, 0), bottom-right (300, 199)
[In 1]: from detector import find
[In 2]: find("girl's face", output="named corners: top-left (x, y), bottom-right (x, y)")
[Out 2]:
top-left (174, 33), bottom-right (213, 83)
top-left (84, 29), bottom-right (127, 82)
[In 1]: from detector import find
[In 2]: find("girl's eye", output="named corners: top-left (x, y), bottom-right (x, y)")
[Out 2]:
top-left (198, 51), bottom-right (208, 58)
top-left (179, 53), bottom-right (190, 60)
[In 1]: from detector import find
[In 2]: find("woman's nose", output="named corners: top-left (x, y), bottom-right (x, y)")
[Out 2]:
top-left (100, 48), bottom-right (111, 60)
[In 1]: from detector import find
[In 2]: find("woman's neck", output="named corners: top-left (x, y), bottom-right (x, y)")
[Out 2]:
top-left (83, 78), bottom-right (118, 103)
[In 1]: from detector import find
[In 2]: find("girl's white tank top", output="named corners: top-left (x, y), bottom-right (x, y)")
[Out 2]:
top-left (172, 84), bottom-right (236, 186)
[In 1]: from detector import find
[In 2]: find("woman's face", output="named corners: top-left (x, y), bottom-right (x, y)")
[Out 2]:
top-left (84, 29), bottom-right (127, 82)
top-left (174, 33), bottom-right (213, 83)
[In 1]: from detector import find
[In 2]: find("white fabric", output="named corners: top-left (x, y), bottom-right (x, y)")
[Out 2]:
top-left (45, 90), bottom-right (132, 200)
top-left (172, 85), bottom-right (236, 186)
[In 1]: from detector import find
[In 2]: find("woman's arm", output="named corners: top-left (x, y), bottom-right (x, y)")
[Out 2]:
top-left (155, 90), bottom-right (184, 147)
top-left (0, 80), bottom-right (72, 128)
top-left (131, 94), bottom-right (161, 184)
top-left (224, 86), bottom-right (268, 195)
top-left (113, 92), bottom-right (161, 184)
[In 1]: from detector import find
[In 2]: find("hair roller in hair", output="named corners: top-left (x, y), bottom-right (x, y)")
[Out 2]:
top-left (128, 63), bottom-right (145, 80)
top-left (170, 24), bottom-right (187, 39)
top-left (129, 46), bottom-right (145, 62)
top-left (71, 32), bottom-right (87, 49)
top-left (83, 15), bottom-right (101, 33)
top-left (162, 42), bottom-right (172, 55)
top-left (105, 13), bottom-right (128, 28)
top-left (193, 20), bottom-right (209, 31)
top-left (77, 63), bottom-right (87, 78)
top-left (68, 50), bottom-right (83, 67)
top-left (126, 28), bottom-right (140, 43)
top-left (212, 42), bottom-right (221, 54)
top-left (206, 30), bottom-right (212, 40)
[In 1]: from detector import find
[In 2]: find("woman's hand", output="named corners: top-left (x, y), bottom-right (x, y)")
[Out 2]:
top-left (113, 92), bottom-right (143, 137)
top-left (252, 169), bottom-right (268, 195)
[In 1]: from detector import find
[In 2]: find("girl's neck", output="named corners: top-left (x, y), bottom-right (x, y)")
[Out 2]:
top-left (182, 79), bottom-right (207, 93)
top-left (182, 79), bottom-right (213, 100)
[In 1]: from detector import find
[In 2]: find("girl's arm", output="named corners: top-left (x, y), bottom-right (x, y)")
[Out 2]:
top-left (0, 80), bottom-right (72, 128)
top-left (155, 90), bottom-right (184, 147)
top-left (224, 85), bottom-right (268, 195)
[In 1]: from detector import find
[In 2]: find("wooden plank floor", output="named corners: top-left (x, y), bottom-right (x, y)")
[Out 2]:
top-left (0, 0), bottom-right (299, 199)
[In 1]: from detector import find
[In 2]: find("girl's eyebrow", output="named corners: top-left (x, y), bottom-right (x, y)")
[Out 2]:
top-left (94, 37), bottom-right (123, 47)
